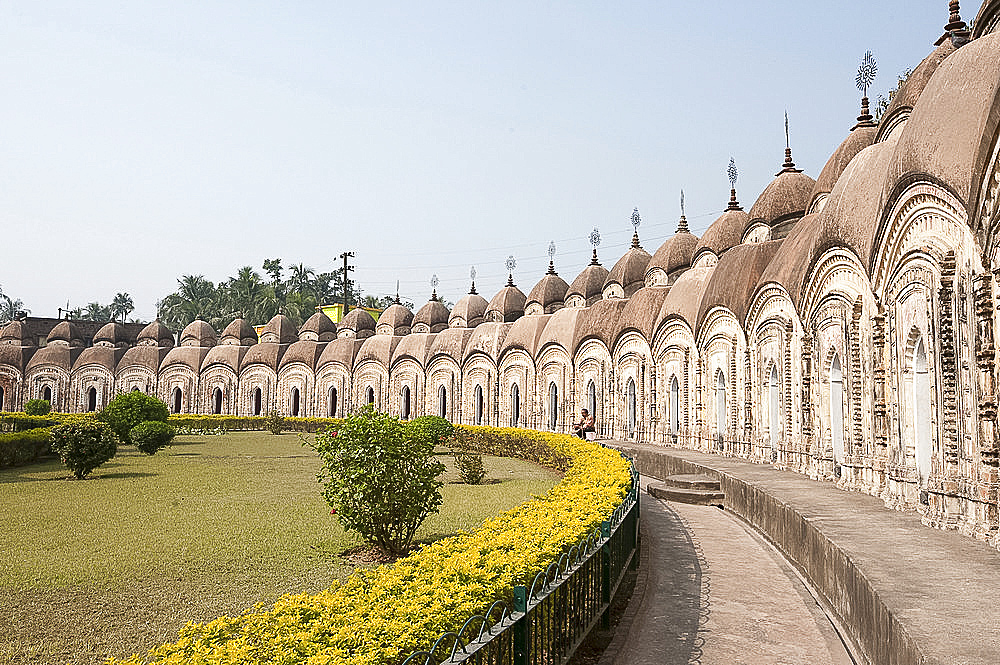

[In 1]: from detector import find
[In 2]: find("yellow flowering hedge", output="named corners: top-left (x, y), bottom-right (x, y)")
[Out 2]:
top-left (109, 426), bottom-right (632, 665)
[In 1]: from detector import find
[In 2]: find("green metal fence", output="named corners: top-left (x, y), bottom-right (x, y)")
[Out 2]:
top-left (402, 454), bottom-right (640, 665)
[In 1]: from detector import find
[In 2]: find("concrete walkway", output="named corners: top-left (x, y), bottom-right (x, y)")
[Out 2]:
top-left (615, 478), bottom-right (852, 665)
top-left (609, 441), bottom-right (1000, 665)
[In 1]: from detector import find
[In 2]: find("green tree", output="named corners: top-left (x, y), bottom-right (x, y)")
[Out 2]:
top-left (82, 302), bottom-right (113, 322)
top-left (0, 285), bottom-right (29, 324)
top-left (111, 292), bottom-right (134, 324)
top-left (309, 405), bottom-right (445, 555)
top-left (158, 275), bottom-right (218, 330)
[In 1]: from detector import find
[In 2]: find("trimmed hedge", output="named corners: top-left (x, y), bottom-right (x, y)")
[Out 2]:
top-left (0, 427), bottom-right (52, 467)
top-left (168, 414), bottom-right (345, 434)
top-left (0, 412), bottom-right (66, 432)
top-left (108, 427), bottom-right (632, 665)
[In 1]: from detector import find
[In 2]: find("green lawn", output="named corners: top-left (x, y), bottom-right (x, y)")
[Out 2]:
top-left (0, 431), bottom-right (561, 665)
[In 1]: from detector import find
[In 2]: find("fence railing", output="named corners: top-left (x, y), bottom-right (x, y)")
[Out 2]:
top-left (401, 453), bottom-right (640, 665)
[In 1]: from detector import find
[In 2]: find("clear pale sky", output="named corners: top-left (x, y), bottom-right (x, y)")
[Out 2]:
top-left (0, 1), bottom-right (952, 321)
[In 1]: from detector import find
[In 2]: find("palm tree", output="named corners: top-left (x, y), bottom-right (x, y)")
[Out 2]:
top-left (158, 275), bottom-right (218, 329)
top-left (84, 302), bottom-right (113, 322)
top-left (220, 266), bottom-right (266, 324)
top-left (111, 293), bottom-right (134, 324)
top-left (288, 263), bottom-right (316, 300)
top-left (0, 286), bottom-right (27, 324)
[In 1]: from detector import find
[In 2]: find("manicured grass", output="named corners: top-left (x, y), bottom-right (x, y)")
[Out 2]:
top-left (0, 431), bottom-right (560, 665)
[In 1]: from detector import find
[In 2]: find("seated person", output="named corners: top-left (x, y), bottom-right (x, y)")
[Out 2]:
top-left (572, 408), bottom-right (596, 439)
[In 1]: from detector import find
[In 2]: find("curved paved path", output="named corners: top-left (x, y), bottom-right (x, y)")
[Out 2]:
top-left (615, 478), bottom-right (853, 665)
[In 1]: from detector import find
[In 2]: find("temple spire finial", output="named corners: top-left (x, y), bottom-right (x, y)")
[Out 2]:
top-left (430, 274), bottom-right (439, 302)
top-left (505, 255), bottom-right (516, 287)
top-left (854, 51), bottom-right (877, 128)
top-left (677, 189), bottom-right (690, 233)
top-left (938, 1), bottom-right (970, 46)
top-left (394, 280), bottom-right (401, 304)
top-left (630, 208), bottom-right (642, 248)
top-left (546, 241), bottom-right (558, 275)
top-left (469, 267), bottom-right (478, 295)
top-left (726, 158), bottom-right (743, 211)
top-left (779, 112), bottom-right (803, 174)
top-left (589, 228), bottom-right (602, 265)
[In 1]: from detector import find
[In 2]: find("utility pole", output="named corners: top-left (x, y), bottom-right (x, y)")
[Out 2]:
top-left (340, 251), bottom-right (355, 318)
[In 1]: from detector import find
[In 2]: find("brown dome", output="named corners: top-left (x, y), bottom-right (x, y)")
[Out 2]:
top-left (298, 312), bottom-right (337, 342)
top-left (566, 254), bottom-right (609, 307)
top-left (463, 322), bottom-right (511, 363)
top-left (412, 297), bottom-right (450, 333)
top-left (654, 266), bottom-right (716, 334)
top-left (612, 287), bottom-right (671, 346)
top-left (47, 320), bottom-right (85, 346)
top-left (137, 320), bottom-right (175, 347)
top-left (876, 41), bottom-right (956, 142)
top-left (486, 283), bottom-right (526, 323)
top-left (180, 320), bottom-right (218, 347)
top-left (201, 344), bottom-right (249, 372)
top-left (259, 314), bottom-right (297, 344)
top-left (809, 122), bottom-right (878, 211)
top-left (525, 264), bottom-right (569, 316)
top-left (746, 152), bottom-right (816, 239)
top-left (449, 291), bottom-right (490, 328)
top-left (376, 303), bottom-right (413, 336)
top-left (429, 327), bottom-right (474, 362)
top-left (603, 235), bottom-right (651, 299)
top-left (499, 314), bottom-right (551, 358)
top-left (356, 335), bottom-right (401, 367)
top-left (882, 32), bottom-right (1000, 219)
top-left (391, 333), bottom-right (436, 366)
top-left (316, 338), bottom-right (364, 371)
top-left (693, 191), bottom-right (749, 263)
top-left (240, 343), bottom-right (287, 371)
top-left (696, 240), bottom-right (782, 335)
top-left (220, 318), bottom-right (258, 346)
top-left (93, 322), bottom-right (128, 347)
top-left (162, 346), bottom-right (212, 372)
top-left (646, 230), bottom-right (698, 285)
top-left (1, 320), bottom-right (36, 346)
top-left (278, 340), bottom-right (325, 371)
top-left (337, 308), bottom-right (376, 339)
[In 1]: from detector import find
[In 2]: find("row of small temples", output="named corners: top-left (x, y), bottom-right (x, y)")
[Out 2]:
top-left (5, 2), bottom-right (1000, 549)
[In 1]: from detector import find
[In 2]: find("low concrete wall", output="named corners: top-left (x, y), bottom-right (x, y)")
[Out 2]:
top-left (620, 446), bottom-right (923, 665)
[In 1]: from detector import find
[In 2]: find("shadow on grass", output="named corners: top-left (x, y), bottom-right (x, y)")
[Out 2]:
top-left (94, 470), bottom-right (159, 480)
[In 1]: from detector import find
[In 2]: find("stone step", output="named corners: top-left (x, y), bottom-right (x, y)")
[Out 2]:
top-left (661, 473), bottom-right (721, 491)
top-left (647, 481), bottom-right (725, 507)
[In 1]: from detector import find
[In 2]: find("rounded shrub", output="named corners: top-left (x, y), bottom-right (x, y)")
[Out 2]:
top-left (310, 404), bottom-right (446, 555)
top-left (24, 399), bottom-right (51, 416)
top-left (264, 410), bottom-right (284, 435)
top-left (130, 421), bottom-right (176, 455)
top-left (49, 419), bottom-right (118, 479)
top-left (99, 392), bottom-right (169, 445)
top-left (407, 415), bottom-right (454, 447)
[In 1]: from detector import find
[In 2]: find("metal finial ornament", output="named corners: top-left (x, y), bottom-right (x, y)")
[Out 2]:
top-left (677, 189), bottom-right (690, 234)
top-left (548, 241), bottom-right (556, 260)
top-left (589, 228), bottom-right (602, 265)
top-left (854, 51), bottom-right (877, 127)
top-left (469, 266), bottom-right (477, 295)
top-left (856, 51), bottom-right (878, 96)
top-left (394, 280), bottom-right (400, 304)
top-left (430, 274), bottom-right (439, 300)
top-left (726, 158), bottom-right (743, 211)
top-left (629, 208), bottom-right (642, 248)
top-left (505, 255), bottom-right (517, 286)
top-left (779, 113), bottom-right (802, 174)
